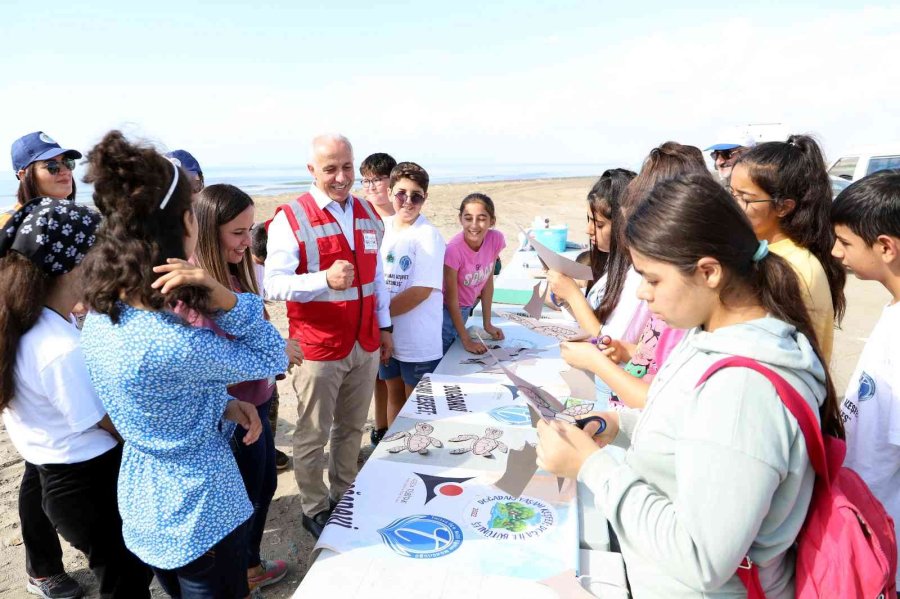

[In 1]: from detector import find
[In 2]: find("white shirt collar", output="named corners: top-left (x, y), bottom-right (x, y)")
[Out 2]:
top-left (309, 184), bottom-right (353, 212)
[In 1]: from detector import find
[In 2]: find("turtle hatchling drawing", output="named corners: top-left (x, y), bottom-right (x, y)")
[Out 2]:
top-left (449, 427), bottom-right (509, 458)
top-left (383, 422), bottom-right (444, 455)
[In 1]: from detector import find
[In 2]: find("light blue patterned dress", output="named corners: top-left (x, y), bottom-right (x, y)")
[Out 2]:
top-left (81, 293), bottom-right (288, 569)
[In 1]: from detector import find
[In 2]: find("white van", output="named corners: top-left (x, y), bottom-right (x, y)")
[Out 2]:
top-left (828, 145), bottom-right (900, 182)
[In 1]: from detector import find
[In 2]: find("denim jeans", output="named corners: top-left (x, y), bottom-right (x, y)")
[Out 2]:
top-left (152, 522), bottom-right (249, 598)
top-left (442, 304), bottom-right (473, 354)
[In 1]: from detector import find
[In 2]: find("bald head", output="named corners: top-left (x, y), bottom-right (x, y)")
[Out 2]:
top-left (307, 134), bottom-right (355, 203)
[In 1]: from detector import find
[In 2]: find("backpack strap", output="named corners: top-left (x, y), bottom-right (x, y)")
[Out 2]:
top-left (696, 356), bottom-right (831, 599)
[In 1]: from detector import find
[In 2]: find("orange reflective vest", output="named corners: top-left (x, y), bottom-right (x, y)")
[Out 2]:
top-left (275, 193), bottom-right (384, 361)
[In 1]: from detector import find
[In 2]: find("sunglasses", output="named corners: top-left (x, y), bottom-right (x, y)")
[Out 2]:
top-left (393, 189), bottom-right (426, 205)
top-left (41, 157), bottom-right (76, 175)
top-left (710, 148), bottom-right (741, 161)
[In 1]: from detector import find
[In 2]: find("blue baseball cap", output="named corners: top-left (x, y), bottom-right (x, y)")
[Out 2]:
top-left (11, 131), bottom-right (82, 174)
top-left (165, 150), bottom-right (203, 176)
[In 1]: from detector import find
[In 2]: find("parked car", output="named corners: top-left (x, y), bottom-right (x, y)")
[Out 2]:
top-left (830, 175), bottom-right (851, 198)
top-left (828, 146), bottom-right (900, 182)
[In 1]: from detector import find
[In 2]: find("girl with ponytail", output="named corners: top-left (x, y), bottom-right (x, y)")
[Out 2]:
top-left (78, 131), bottom-right (288, 598)
top-left (730, 134), bottom-right (846, 360)
top-left (537, 174), bottom-right (842, 598)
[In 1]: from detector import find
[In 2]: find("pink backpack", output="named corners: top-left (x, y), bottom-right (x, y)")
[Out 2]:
top-left (698, 357), bottom-right (897, 599)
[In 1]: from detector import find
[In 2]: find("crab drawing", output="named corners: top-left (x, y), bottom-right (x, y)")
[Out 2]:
top-left (383, 422), bottom-right (444, 455)
top-left (449, 427), bottom-right (509, 458)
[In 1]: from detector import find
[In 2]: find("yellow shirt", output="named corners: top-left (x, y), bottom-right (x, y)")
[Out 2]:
top-left (769, 238), bottom-right (834, 362)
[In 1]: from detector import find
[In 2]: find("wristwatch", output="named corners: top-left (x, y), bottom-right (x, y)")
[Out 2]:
top-left (380, 325), bottom-right (394, 333)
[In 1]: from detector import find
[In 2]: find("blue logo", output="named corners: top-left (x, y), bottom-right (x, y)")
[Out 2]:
top-left (377, 514), bottom-right (463, 559)
top-left (858, 372), bottom-right (876, 402)
top-left (399, 255), bottom-right (412, 271)
top-left (489, 405), bottom-right (531, 426)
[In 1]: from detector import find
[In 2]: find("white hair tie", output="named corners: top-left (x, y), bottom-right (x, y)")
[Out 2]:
top-left (159, 159), bottom-right (180, 210)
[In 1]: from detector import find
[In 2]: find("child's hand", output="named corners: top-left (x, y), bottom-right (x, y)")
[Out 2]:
top-left (535, 418), bottom-right (601, 479)
top-left (546, 270), bottom-right (581, 303)
top-left (484, 323), bottom-right (504, 340)
top-left (462, 337), bottom-right (488, 355)
top-left (152, 258), bottom-right (236, 311)
top-left (285, 338), bottom-right (303, 366)
top-left (225, 399), bottom-right (262, 445)
top-left (602, 339), bottom-right (635, 364)
top-left (560, 340), bottom-right (611, 374)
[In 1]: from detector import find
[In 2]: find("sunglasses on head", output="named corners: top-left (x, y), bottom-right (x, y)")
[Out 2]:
top-left (393, 189), bottom-right (426, 205)
top-left (41, 157), bottom-right (76, 175)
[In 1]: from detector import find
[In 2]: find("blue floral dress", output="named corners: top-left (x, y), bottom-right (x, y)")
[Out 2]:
top-left (81, 293), bottom-right (288, 569)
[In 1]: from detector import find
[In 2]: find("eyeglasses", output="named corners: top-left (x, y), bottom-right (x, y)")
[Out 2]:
top-left (41, 158), bottom-right (76, 175)
top-left (393, 190), bottom-right (426, 205)
top-left (361, 176), bottom-right (387, 188)
top-left (710, 148), bottom-right (742, 162)
top-left (730, 188), bottom-right (776, 210)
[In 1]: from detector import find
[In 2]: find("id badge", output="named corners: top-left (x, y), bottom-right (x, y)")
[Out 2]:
top-left (363, 230), bottom-right (378, 253)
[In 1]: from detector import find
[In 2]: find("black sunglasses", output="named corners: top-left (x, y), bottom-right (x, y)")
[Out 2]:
top-left (394, 189), bottom-right (426, 205)
top-left (710, 148), bottom-right (741, 161)
top-left (41, 157), bottom-right (77, 175)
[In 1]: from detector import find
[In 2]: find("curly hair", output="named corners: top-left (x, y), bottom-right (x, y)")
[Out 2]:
top-left (80, 130), bottom-right (212, 323)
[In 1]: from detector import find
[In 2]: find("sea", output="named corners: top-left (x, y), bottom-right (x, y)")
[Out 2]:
top-left (0, 162), bottom-right (609, 211)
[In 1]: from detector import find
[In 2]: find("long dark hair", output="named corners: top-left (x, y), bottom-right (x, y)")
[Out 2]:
top-left (16, 163), bottom-right (77, 205)
top-left (626, 174), bottom-right (843, 439)
top-left (585, 168), bottom-right (636, 286)
top-left (193, 184), bottom-right (258, 295)
top-left (736, 134), bottom-right (846, 322)
top-left (80, 130), bottom-right (212, 323)
top-left (0, 254), bottom-right (51, 411)
top-left (598, 142), bottom-right (710, 323)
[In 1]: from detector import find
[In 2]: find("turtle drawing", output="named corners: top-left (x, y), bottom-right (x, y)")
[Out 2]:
top-left (449, 427), bottom-right (509, 458)
top-left (383, 422), bottom-right (444, 455)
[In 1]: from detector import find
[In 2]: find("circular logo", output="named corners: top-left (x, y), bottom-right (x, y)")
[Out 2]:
top-left (858, 372), bottom-right (876, 402)
top-left (378, 514), bottom-right (463, 559)
top-left (399, 255), bottom-right (412, 271)
top-left (438, 484), bottom-right (464, 497)
top-left (466, 495), bottom-right (556, 541)
top-left (38, 133), bottom-right (56, 144)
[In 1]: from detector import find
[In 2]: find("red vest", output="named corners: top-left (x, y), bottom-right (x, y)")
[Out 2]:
top-left (275, 192), bottom-right (384, 361)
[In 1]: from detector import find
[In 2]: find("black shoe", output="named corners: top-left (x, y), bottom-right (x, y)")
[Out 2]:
top-left (26, 574), bottom-right (84, 599)
top-left (301, 510), bottom-right (331, 539)
top-left (274, 449), bottom-right (290, 471)
top-left (370, 427), bottom-right (388, 446)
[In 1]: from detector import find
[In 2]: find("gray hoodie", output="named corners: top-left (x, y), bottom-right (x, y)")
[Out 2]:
top-left (578, 317), bottom-right (824, 598)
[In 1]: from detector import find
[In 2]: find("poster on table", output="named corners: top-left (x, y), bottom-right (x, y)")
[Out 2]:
top-left (314, 458), bottom-right (578, 581)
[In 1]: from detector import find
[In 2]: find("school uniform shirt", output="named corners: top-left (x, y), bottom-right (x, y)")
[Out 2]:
top-left (444, 229), bottom-right (505, 308)
top-left (81, 293), bottom-right (288, 569)
top-left (381, 215), bottom-right (446, 362)
top-left (4, 308), bottom-right (117, 465)
top-left (841, 302), bottom-right (900, 588)
top-left (769, 238), bottom-right (834, 362)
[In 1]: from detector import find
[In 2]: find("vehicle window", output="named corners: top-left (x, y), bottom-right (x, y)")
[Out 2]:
top-left (829, 157), bottom-right (858, 180)
top-left (867, 155), bottom-right (900, 175)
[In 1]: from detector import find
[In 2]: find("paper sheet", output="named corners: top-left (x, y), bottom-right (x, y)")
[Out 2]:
top-left (520, 224), bottom-right (593, 280)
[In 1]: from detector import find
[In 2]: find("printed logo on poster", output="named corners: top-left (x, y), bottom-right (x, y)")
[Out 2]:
top-left (395, 472), bottom-right (475, 505)
top-left (858, 372), bottom-right (876, 401)
top-left (378, 514), bottom-right (464, 559)
top-left (466, 495), bottom-right (556, 541)
top-left (489, 405), bottom-right (531, 426)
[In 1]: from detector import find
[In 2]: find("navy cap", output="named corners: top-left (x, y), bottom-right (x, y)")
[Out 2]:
top-left (11, 131), bottom-right (82, 173)
top-left (165, 150), bottom-right (202, 176)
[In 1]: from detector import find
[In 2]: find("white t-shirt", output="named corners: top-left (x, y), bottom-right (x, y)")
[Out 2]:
top-left (587, 267), bottom-right (646, 343)
top-left (842, 302), bottom-right (900, 587)
top-left (380, 215), bottom-right (446, 362)
top-left (3, 309), bottom-right (117, 465)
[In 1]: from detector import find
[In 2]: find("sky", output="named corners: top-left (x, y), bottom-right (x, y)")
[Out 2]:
top-left (1, 0), bottom-right (897, 171)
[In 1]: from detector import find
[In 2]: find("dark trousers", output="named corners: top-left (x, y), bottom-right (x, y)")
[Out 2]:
top-left (232, 397), bottom-right (277, 569)
top-left (20, 461), bottom-right (65, 578)
top-left (35, 445), bottom-right (153, 598)
top-left (153, 522), bottom-right (249, 599)
top-left (268, 387), bottom-right (280, 438)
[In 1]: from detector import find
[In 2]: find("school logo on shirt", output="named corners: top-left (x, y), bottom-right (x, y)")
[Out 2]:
top-left (378, 514), bottom-right (464, 559)
top-left (858, 372), bottom-right (876, 401)
top-left (386, 251), bottom-right (395, 264)
top-left (399, 255), bottom-right (412, 271)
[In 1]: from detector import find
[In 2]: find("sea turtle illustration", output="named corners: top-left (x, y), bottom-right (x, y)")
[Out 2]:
top-left (449, 427), bottom-right (509, 457)
top-left (383, 422), bottom-right (444, 455)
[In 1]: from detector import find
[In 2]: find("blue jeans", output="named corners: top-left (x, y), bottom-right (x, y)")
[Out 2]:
top-left (442, 304), bottom-right (473, 354)
top-left (378, 357), bottom-right (442, 387)
top-left (152, 522), bottom-right (249, 598)
top-left (231, 397), bottom-right (277, 569)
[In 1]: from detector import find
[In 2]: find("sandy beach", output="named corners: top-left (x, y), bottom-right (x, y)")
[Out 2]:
top-left (0, 176), bottom-right (887, 598)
